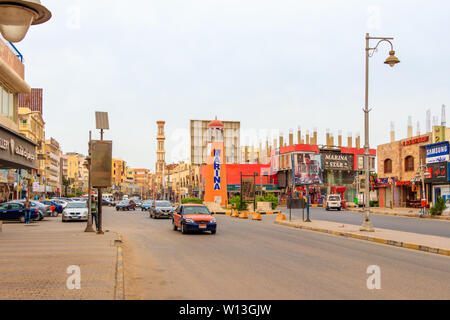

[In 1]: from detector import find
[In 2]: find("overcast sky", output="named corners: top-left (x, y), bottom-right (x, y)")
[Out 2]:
top-left (15, 0), bottom-right (450, 170)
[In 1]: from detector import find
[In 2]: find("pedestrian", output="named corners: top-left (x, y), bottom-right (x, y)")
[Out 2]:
top-left (91, 196), bottom-right (99, 231)
top-left (24, 197), bottom-right (32, 224)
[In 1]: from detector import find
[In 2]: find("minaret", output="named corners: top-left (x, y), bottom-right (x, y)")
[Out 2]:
top-left (426, 109), bottom-right (431, 133)
top-left (156, 121), bottom-right (166, 194)
top-left (407, 116), bottom-right (413, 138)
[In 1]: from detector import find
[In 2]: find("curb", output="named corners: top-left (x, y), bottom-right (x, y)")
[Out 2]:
top-left (211, 211), bottom-right (227, 215)
top-left (274, 221), bottom-right (450, 257)
top-left (347, 208), bottom-right (450, 221)
top-left (114, 234), bottom-right (125, 300)
top-left (259, 210), bottom-right (281, 215)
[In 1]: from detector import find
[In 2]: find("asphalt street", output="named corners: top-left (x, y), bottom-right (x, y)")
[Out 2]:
top-left (280, 207), bottom-right (450, 238)
top-left (101, 206), bottom-right (450, 300)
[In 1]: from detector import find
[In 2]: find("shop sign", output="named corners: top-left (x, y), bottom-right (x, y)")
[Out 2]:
top-left (0, 126), bottom-right (37, 169)
top-left (321, 152), bottom-right (354, 170)
top-left (401, 136), bottom-right (429, 147)
top-left (396, 180), bottom-right (412, 186)
top-left (0, 169), bottom-right (7, 183)
top-left (426, 162), bottom-right (448, 183)
top-left (425, 141), bottom-right (450, 164)
top-left (241, 178), bottom-right (255, 201)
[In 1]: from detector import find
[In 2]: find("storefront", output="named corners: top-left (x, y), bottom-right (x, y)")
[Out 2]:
top-left (425, 161), bottom-right (449, 206)
top-left (320, 151), bottom-right (356, 203)
top-left (0, 123), bottom-right (37, 200)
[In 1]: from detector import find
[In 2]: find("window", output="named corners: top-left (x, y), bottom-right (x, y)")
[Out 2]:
top-left (384, 159), bottom-right (392, 174)
top-left (405, 156), bottom-right (414, 172)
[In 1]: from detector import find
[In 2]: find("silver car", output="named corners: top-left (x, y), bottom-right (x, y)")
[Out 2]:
top-left (62, 201), bottom-right (88, 222)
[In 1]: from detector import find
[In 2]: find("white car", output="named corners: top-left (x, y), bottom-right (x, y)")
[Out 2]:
top-left (62, 201), bottom-right (88, 222)
top-left (326, 195), bottom-right (342, 211)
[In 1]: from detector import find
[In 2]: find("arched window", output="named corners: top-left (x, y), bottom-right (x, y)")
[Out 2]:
top-left (405, 156), bottom-right (414, 172)
top-left (384, 159), bottom-right (392, 174)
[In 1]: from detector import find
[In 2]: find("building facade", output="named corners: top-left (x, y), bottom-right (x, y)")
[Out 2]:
top-left (377, 133), bottom-right (431, 208)
top-left (0, 40), bottom-right (37, 200)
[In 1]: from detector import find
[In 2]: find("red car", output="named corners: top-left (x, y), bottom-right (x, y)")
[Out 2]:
top-left (172, 204), bottom-right (217, 235)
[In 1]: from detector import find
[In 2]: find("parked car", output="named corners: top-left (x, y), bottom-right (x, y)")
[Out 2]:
top-left (101, 199), bottom-right (116, 207)
top-left (115, 200), bottom-right (136, 211)
top-left (14, 200), bottom-right (50, 219)
top-left (0, 202), bottom-right (39, 223)
top-left (325, 194), bottom-right (342, 211)
top-left (134, 200), bottom-right (142, 208)
top-left (150, 200), bottom-right (175, 219)
top-left (141, 200), bottom-right (153, 211)
top-left (51, 199), bottom-right (69, 209)
top-left (172, 204), bottom-right (217, 234)
top-left (40, 200), bottom-right (63, 215)
top-left (62, 201), bottom-right (88, 222)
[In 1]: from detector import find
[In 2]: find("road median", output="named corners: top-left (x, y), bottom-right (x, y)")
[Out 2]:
top-left (275, 219), bottom-right (450, 257)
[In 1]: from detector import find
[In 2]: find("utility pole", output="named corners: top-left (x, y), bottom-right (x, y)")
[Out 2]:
top-left (97, 128), bottom-right (104, 235)
top-left (85, 131), bottom-right (95, 233)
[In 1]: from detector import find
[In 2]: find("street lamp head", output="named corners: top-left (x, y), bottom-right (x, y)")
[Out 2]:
top-left (385, 50), bottom-right (400, 67)
top-left (0, 0), bottom-right (51, 42)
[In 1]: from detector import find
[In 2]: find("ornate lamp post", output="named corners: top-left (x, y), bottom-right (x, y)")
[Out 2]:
top-left (361, 34), bottom-right (400, 232)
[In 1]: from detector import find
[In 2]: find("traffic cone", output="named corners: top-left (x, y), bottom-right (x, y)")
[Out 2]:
top-left (275, 213), bottom-right (287, 221)
top-left (239, 212), bottom-right (248, 219)
top-left (252, 212), bottom-right (262, 221)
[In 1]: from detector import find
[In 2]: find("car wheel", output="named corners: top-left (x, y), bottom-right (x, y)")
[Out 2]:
top-left (116, 208), bottom-right (119, 211)
top-left (325, 207), bottom-right (329, 211)
top-left (173, 221), bottom-right (178, 231)
top-left (211, 230), bottom-right (216, 235)
top-left (52, 212), bottom-right (58, 217)
top-left (19, 216), bottom-right (25, 223)
top-left (181, 223), bottom-right (187, 234)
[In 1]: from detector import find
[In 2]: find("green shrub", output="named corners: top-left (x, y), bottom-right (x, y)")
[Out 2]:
top-left (181, 197), bottom-right (203, 204)
top-left (230, 195), bottom-right (247, 211)
top-left (370, 201), bottom-right (379, 208)
top-left (430, 197), bottom-right (446, 216)
top-left (256, 194), bottom-right (279, 209)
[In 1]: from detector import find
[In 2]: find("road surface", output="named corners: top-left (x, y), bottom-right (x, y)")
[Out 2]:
top-left (101, 206), bottom-right (450, 300)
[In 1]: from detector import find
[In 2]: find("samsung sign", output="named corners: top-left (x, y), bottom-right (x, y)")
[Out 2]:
top-left (214, 149), bottom-right (221, 190)
top-left (425, 142), bottom-right (450, 164)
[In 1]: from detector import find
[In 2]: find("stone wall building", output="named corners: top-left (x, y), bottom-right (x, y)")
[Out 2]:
top-left (377, 133), bottom-right (431, 208)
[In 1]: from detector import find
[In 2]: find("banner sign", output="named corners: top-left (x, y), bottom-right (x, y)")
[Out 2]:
top-left (241, 178), bottom-right (255, 201)
top-left (91, 140), bottom-right (113, 188)
top-left (291, 153), bottom-right (323, 185)
top-left (214, 149), bottom-right (221, 190)
top-left (425, 141), bottom-right (450, 164)
top-left (321, 152), bottom-right (354, 170)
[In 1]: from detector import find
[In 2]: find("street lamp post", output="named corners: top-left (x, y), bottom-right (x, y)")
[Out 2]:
top-left (415, 159), bottom-right (431, 216)
top-left (361, 33), bottom-right (400, 232)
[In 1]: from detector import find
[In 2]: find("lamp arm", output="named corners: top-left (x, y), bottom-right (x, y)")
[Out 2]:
top-left (368, 39), bottom-right (394, 57)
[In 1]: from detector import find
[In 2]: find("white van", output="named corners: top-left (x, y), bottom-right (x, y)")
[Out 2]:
top-left (326, 194), bottom-right (342, 211)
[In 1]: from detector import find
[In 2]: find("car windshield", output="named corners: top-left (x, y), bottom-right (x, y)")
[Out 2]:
top-left (66, 202), bottom-right (87, 209)
top-left (156, 201), bottom-right (171, 207)
top-left (183, 206), bottom-right (210, 215)
top-left (328, 196), bottom-right (340, 201)
top-left (120, 201), bottom-right (129, 205)
top-left (143, 200), bottom-right (153, 204)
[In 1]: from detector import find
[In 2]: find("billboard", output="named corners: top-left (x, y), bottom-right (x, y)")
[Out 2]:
top-left (91, 140), bottom-right (113, 188)
top-left (426, 161), bottom-right (448, 183)
top-left (291, 153), bottom-right (323, 185)
top-left (425, 141), bottom-right (450, 164)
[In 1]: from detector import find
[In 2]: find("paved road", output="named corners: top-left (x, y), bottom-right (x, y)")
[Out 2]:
top-left (102, 206), bottom-right (450, 300)
top-left (280, 207), bottom-right (450, 238)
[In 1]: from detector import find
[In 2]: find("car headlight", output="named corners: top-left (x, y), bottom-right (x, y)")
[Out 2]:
top-left (210, 218), bottom-right (217, 224)
top-left (184, 218), bottom-right (194, 223)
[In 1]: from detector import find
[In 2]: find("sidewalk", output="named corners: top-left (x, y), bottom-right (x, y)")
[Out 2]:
top-left (275, 219), bottom-right (450, 257)
top-left (347, 207), bottom-right (450, 221)
top-left (0, 217), bottom-right (121, 300)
